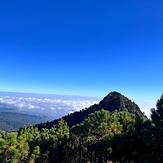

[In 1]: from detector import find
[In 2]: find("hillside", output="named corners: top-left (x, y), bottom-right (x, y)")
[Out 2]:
top-left (0, 92), bottom-right (162, 163)
top-left (37, 91), bottom-right (144, 129)
top-left (0, 112), bottom-right (48, 131)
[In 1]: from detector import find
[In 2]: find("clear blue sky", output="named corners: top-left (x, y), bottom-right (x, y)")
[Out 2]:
top-left (0, 0), bottom-right (162, 100)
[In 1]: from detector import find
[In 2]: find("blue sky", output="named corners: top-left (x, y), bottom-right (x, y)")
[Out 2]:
top-left (0, 0), bottom-right (163, 100)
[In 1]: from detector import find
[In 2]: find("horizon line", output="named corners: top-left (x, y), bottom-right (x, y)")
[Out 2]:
top-left (0, 90), bottom-right (101, 99)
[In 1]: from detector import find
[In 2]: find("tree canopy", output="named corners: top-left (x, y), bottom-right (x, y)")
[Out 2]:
top-left (0, 94), bottom-right (163, 163)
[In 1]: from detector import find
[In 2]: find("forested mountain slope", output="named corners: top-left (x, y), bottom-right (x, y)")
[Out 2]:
top-left (37, 91), bottom-right (145, 129)
top-left (1, 92), bottom-right (163, 163)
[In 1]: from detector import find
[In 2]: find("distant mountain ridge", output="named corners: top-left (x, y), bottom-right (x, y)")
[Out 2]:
top-left (0, 112), bottom-right (48, 131)
top-left (37, 91), bottom-right (144, 129)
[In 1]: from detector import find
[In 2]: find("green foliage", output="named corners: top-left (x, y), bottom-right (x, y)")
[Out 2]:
top-left (150, 94), bottom-right (163, 162)
top-left (0, 93), bottom-right (163, 163)
top-left (65, 109), bottom-right (136, 163)
top-left (151, 94), bottom-right (163, 127)
top-left (0, 131), bottom-right (29, 162)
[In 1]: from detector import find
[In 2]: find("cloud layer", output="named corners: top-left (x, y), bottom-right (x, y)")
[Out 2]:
top-left (0, 94), bottom-right (99, 120)
top-left (0, 92), bottom-right (155, 119)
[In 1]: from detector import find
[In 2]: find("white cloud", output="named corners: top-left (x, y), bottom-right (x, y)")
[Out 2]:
top-left (135, 99), bottom-right (156, 118)
top-left (0, 95), bottom-right (99, 119)
top-left (0, 94), bottom-right (156, 119)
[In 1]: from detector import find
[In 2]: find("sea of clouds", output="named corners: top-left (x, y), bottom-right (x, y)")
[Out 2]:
top-left (0, 92), bottom-right (155, 120)
top-left (0, 92), bottom-right (99, 120)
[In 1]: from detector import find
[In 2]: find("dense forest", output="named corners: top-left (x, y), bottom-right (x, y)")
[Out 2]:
top-left (0, 92), bottom-right (163, 163)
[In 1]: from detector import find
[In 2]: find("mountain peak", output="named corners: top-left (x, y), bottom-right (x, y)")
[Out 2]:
top-left (98, 91), bottom-right (143, 116)
top-left (36, 91), bottom-right (144, 129)
top-left (102, 91), bottom-right (123, 100)
top-left (108, 91), bottom-right (122, 95)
